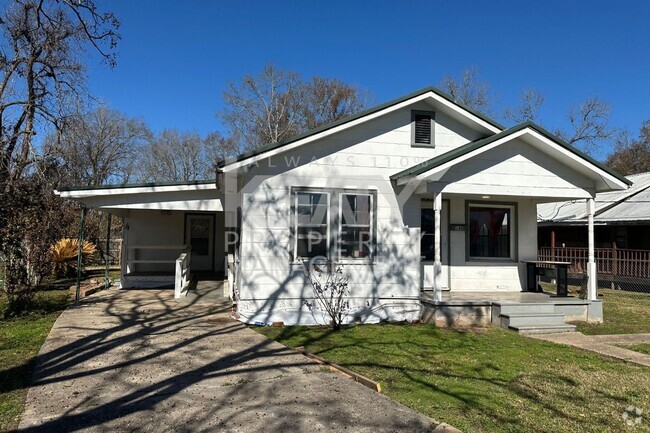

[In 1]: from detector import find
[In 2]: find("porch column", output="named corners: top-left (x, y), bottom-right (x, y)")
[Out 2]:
top-left (587, 198), bottom-right (597, 300)
top-left (433, 192), bottom-right (442, 303)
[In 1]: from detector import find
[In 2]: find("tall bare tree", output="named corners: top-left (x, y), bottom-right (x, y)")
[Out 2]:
top-left (0, 0), bottom-right (119, 315)
top-left (47, 106), bottom-right (150, 186)
top-left (555, 96), bottom-right (616, 155)
top-left (219, 63), bottom-right (368, 151)
top-left (440, 66), bottom-right (494, 114)
top-left (606, 121), bottom-right (650, 175)
top-left (503, 88), bottom-right (545, 124)
top-left (139, 129), bottom-right (237, 182)
top-left (301, 77), bottom-right (368, 130)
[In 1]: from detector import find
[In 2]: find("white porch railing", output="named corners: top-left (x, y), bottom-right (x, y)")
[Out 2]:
top-left (175, 246), bottom-right (192, 299)
top-left (227, 248), bottom-right (240, 303)
top-left (125, 244), bottom-right (189, 275)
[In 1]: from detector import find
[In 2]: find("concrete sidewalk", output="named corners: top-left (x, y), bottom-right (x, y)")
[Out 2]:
top-left (18, 289), bottom-right (437, 432)
top-left (531, 332), bottom-right (650, 367)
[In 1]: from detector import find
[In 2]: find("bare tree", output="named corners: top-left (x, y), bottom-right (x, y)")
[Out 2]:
top-left (47, 107), bottom-right (150, 186)
top-left (503, 88), bottom-right (545, 124)
top-left (221, 64), bottom-right (303, 151)
top-left (606, 121), bottom-right (650, 175)
top-left (0, 0), bottom-right (119, 315)
top-left (139, 129), bottom-right (237, 182)
top-left (203, 130), bottom-right (238, 171)
top-left (555, 96), bottom-right (616, 155)
top-left (301, 77), bottom-right (368, 130)
top-left (219, 63), bottom-right (369, 151)
top-left (440, 66), bottom-right (494, 114)
top-left (0, 0), bottom-right (119, 190)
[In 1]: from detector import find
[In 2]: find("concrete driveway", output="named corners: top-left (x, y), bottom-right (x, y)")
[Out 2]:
top-left (18, 288), bottom-right (436, 432)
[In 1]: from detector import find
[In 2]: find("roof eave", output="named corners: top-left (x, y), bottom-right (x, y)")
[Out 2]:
top-left (219, 86), bottom-right (505, 170)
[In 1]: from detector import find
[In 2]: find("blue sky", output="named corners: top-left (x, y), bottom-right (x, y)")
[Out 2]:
top-left (86, 0), bottom-right (650, 158)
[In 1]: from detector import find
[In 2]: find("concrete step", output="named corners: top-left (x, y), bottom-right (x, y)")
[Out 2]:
top-left (509, 323), bottom-right (577, 334)
top-left (493, 302), bottom-right (556, 316)
top-left (500, 312), bottom-right (567, 328)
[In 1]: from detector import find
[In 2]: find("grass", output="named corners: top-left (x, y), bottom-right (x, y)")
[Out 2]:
top-left (539, 282), bottom-right (650, 335)
top-left (627, 344), bottom-right (650, 356)
top-left (258, 324), bottom-right (650, 433)
top-left (577, 289), bottom-right (650, 335)
top-left (0, 288), bottom-right (71, 431)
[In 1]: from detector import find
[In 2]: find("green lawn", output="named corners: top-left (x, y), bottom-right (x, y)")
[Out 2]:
top-left (258, 324), bottom-right (650, 433)
top-left (0, 289), bottom-right (70, 431)
top-left (628, 344), bottom-right (650, 356)
top-left (539, 282), bottom-right (650, 335)
top-left (576, 289), bottom-right (650, 335)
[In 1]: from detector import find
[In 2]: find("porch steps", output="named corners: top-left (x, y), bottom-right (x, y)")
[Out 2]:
top-left (492, 302), bottom-right (576, 334)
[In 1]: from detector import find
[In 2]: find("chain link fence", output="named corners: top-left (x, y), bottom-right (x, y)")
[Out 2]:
top-left (90, 239), bottom-right (122, 267)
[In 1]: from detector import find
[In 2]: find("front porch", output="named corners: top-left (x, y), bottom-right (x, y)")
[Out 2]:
top-left (420, 290), bottom-right (602, 333)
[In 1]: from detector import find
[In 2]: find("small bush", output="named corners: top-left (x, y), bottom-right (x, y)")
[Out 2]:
top-left (50, 238), bottom-right (97, 278)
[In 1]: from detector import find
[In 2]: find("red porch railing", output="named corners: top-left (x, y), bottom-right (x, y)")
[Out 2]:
top-left (538, 246), bottom-right (650, 278)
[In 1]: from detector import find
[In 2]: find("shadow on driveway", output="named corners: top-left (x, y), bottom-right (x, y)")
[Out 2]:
top-left (15, 289), bottom-right (436, 432)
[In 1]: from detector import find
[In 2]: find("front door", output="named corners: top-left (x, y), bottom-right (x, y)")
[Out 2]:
top-left (185, 214), bottom-right (215, 272)
top-left (421, 200), bottom-right (449, 290)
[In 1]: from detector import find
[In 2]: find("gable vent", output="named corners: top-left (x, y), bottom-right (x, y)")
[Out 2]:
top-left (413, 113), bottom-right (432, 145)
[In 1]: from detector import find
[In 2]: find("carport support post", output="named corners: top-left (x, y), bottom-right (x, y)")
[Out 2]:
top-left (104, 213), bottom-right (112, 290)
top-left (587, 198), bottom-right (597, 300)
top-left (75, 206), bottom-right (87, 303)
top-left (433, 192), bottom-right (442, 303)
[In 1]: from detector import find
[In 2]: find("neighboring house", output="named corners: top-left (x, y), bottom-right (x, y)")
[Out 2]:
top-left (538, 171), bottom-right (650, 249)
top-left (56, 86), bottom-right (630, 326)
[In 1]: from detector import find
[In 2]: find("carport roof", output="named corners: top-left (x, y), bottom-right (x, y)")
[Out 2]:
top-left (57, 179), bottom-right (217, 192)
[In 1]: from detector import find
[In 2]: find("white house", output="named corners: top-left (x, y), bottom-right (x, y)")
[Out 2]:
top-left (56, 87), bottom-right (631, 329)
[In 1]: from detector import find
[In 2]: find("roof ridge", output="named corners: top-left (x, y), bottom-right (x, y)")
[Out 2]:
top-left (217, 85), bottom-right (505, 168)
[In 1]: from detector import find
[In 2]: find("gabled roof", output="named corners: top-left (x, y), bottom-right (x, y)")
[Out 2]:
top-left (538, 171), bottom-right (650, 224)
top-left (390, 121), bottom-right (632, 189)
top-left (217, 86), bottom-right (505, 169)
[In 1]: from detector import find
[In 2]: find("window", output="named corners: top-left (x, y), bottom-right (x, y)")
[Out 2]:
top-left (295, 192), bottom-right (329, 258)
top-left (293, 189), bottom-right (375, 260)
top-left (340, 194), bottom-right (372, 259)
top-left (411, 110), bottom-right (435, 147)
top-left (420, 208), bottom-right (435, 261)
top-left (468, 205), bottom-right (513, 259)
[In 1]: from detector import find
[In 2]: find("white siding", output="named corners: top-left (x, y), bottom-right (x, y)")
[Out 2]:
top-left (236, 104), bottom-right (484, 324)
top-left (122, 209), bottom-right (225, 278)
top-left (235, 103), bottom-right (601, 324)
top-left (434, 139), bottom-right (596, 199)
top-left (447, 197), bottom-right (538, 291)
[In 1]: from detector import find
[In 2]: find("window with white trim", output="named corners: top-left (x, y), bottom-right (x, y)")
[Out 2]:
top-left (295, 192), bottom-right (329, 258)
top-left (420, 208), bottom-right (435, 261)
top-left (292, 189), bottom-right (375, 260)
top-left (340, 193), bottom-right (373, 259)
top-left (468, 204), bottom-right (515, 259)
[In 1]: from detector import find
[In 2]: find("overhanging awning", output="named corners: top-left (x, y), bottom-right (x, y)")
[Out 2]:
top-left (55, 180), bottom-right (223, 213)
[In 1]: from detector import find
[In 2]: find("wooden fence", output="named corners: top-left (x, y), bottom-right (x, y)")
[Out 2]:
top-left (538, 246), bottom-right (650, 278)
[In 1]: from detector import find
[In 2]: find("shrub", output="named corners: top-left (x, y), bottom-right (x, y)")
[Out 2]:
top-left (50, 238), bottom-right (97, 277)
